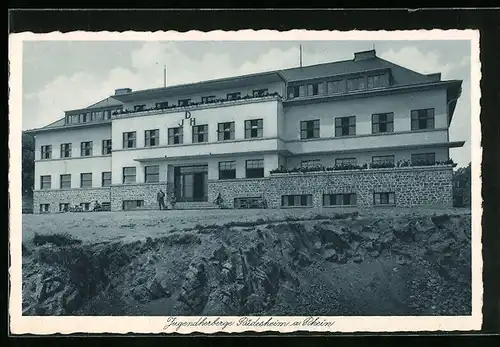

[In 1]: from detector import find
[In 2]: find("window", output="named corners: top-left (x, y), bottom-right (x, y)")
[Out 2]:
top-left (287, 85), bottom-right (305, 98)
top-left (246, 159), bottom-right (264, 178)
top-left (281, 195), bottom-right (313, 207)
top-left (192, 125), bottom-right (208, 143)
top-left (40, 175), bottom-right (51, 189)
top-left (40, 204), bottom-right (50, 213)
top-left (178, 99), bottom-right (191, 107)
top-left (134, 104), bottom-right (146, 112)
top-left (41, 145), bottom-right (52, 159)
top-left (66, 114), bottom-right (78, 124)
top-left (102, 139), bottom-right (112, 155)
top-left (145, 129), bottom-right (160, 147)
top-left (201, 95), bottom-right (216, 103)
top-left (155, 101), bottom-right (169, 109)
top-left (80, 141), bottom-right (93, 156)
top-left (372, 113), bottom-right (394, 134)
top-left (301, 160), bottom-right (322, 169)
top-left (59, 203), bottom-right (69, 212)
top-left (327, 80), bottom-right (345, 94)
top-left (373, 192), bottom-right (396, 206)
top-left (80, 113), bottom-right (91, 123)
top-left (219, 161), bottom-right (236, 180)
top-left (245, 119), bottom-right (263, 139)
top-left (60, 174), bottom-right (71, 189)
top-left (300, 119), bottom-right (320, 139)
top-left (227, 92), bottom-right (241, 100)
top-left (123, 167), bottom-right (136, 184)
top-left (411, 108), bottom-right (435, 130)
top-left (234, 197), bottom-right (265, 209)
top-left (367, 74), bottom-right (389, 89)
top-left (91, 111), bottom-right (102, 121)
top-left (101, 202), bottom-right (111, 211)
top-left (372, 155), bottom-right (395, 166)
top-left (80, 173), bottom-right (92, 188)
top-left (335, 158), bottom-right (357, 166)
top-left (347, 77), bottom-right (366, 91)
top-left (323, 193), bottom-right (357, 206)
top-left (80, 203), bottom-right (91, 211)
top-left (168, 127), bottom-right (184, 145)
top-left (122, 200), bottom-right (144, 211)
top-left (252, 89), bottom-right (268, 97)
top-left (123, 132), bottom-right (136, 149)
top-left (60, 143), bottom-right (71, 158)
top-left (411, 153), bottom-right (436, 166)
top-left (103, 110), bottom-right (112, 120)
top-left (101, 172), bottom-right (111, 187)
top-left (335, 116), bottom-right (356, 136)
top-left (218, 122), bottom-right (235, 141)
top-left (307, 82), bottom-right (324, 96)
top-left (145, 165), bottom-right (160, 183)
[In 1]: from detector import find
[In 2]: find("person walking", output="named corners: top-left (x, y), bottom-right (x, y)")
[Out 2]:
top-left (157, 189), bottom-right (166, 210)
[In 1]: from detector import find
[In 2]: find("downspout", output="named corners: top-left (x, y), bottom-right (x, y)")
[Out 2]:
top-left (446, 88), bottom-right (462, 160)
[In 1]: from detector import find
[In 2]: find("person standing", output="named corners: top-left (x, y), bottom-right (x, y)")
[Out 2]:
top-left (157, 189), bottom-right (165, 210)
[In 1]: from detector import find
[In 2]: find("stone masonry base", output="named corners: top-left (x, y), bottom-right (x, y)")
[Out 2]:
top-left (210, 166), bottom-right (454, 209)
top-left (33, 166), bottom-right (453, 213)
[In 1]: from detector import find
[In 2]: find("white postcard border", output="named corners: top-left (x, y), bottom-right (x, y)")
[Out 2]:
top-left (9, 29), bottom-right (482, 334)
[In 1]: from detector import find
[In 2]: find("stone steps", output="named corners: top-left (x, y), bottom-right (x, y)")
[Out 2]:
top-left (174, 202), bottom-right (220, 210)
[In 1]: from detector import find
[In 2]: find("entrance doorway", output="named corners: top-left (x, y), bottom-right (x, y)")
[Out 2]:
top-left (174, 165), bottom-right (208, 202)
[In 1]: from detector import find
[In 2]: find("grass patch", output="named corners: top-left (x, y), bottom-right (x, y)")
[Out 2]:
top-left (119, 223), bottom-right (137, 229)
top-left (32, 232), bottom-right (82, 247)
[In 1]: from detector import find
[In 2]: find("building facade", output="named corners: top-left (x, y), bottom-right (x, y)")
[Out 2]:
top-left (29, 49), bottom-right (464, 213)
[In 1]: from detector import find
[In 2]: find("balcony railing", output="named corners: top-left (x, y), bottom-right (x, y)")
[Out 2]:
top-left (112, 92), bottom-right (282, 117)
top-left (269, 159), bottom-right (456, 175)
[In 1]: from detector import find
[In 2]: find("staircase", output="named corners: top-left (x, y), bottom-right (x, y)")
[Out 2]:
top-left (174, 201), bottom-right (220, 210)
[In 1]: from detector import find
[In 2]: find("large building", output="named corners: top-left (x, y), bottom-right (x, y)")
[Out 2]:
top-left (27, 49), bottom-right (464, 213)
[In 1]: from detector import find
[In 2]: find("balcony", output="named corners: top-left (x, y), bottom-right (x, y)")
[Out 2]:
top-left (285, 128), bottom-right (456, 155)
top-left (112, 92), bottom-right (283, 119)
top-left (130, 137), bottom-right (286, 163)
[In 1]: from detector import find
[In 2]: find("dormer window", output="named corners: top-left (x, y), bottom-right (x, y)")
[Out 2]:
top-left (201, 95), bottom-right (216, 103)
top-left (347, 77), bottom-right (366, 91)
top-left (367, 74), bottom-right (389, 89)
top-left (155, 101), bottom-right (169, 109)
top-left (327, 80), bottom-right (345, 94)
top-left (227, 92), bottom-right (241, 101)
top-left (287, 85), bottom-right (306, 99)
top-left (252, 89), bottom-right (268, 97)
top-left (79, 113), bottom-right (91, 123)
top-left (178, 99), bottom-right (191, 107)
top-left (307, 82), bottom-right (324, 96)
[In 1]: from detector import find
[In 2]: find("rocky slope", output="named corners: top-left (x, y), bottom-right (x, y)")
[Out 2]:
top-left (22, 212), bottom-right (472, 316)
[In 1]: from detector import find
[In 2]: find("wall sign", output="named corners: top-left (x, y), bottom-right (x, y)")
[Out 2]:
top-left (178, 110), bottom-right (196, 127)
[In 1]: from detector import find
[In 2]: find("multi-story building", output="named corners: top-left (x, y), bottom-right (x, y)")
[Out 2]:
top-left (28, 49), bottom-right (464, 213)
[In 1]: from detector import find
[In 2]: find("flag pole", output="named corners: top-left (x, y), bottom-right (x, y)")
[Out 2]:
top-left (299, 45), bottom-right (303, 68)
top-left (164, 64), bottom-right (167, 87)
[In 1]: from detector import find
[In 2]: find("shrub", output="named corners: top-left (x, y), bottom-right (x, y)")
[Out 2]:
top-left (32, 232), bottom-right (82, 247)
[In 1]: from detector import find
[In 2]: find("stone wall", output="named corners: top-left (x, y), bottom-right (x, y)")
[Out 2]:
top-left (33, 166), bottom-right (454, 213)
top-left (110, 182), bottom-right (173, 211)
top-left (208, 178), bottom-right (269, 208)
top-left (210, 166), bottom-right (454, 209)
top-left (33, 188), bottom-right (111, 213)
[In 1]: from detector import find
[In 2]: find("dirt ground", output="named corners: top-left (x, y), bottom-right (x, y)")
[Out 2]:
top-left (21, 207), bottom-right (472, 317)
top-left (22, 207), bottom-right (471, 244)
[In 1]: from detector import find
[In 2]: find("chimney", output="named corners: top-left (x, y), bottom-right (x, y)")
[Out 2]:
top-left (426, 73), bottom-right (441, 82)
top-left (114, 88), bottom-right (132, 96)
top-left (354, 49), bottom-right (377, 61)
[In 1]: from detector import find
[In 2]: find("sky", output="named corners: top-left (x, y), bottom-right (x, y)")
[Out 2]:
top-left (22, 40), bottom-right (472, 167)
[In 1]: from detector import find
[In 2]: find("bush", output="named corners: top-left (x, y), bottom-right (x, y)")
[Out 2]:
top-left (32, 232), bottom-right (82, 247)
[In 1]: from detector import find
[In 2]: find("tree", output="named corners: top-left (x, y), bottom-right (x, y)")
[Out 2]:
top-left (22, 132), bottom-right (35, 197)
top-left (452, 162), bottom-right (471, 208)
